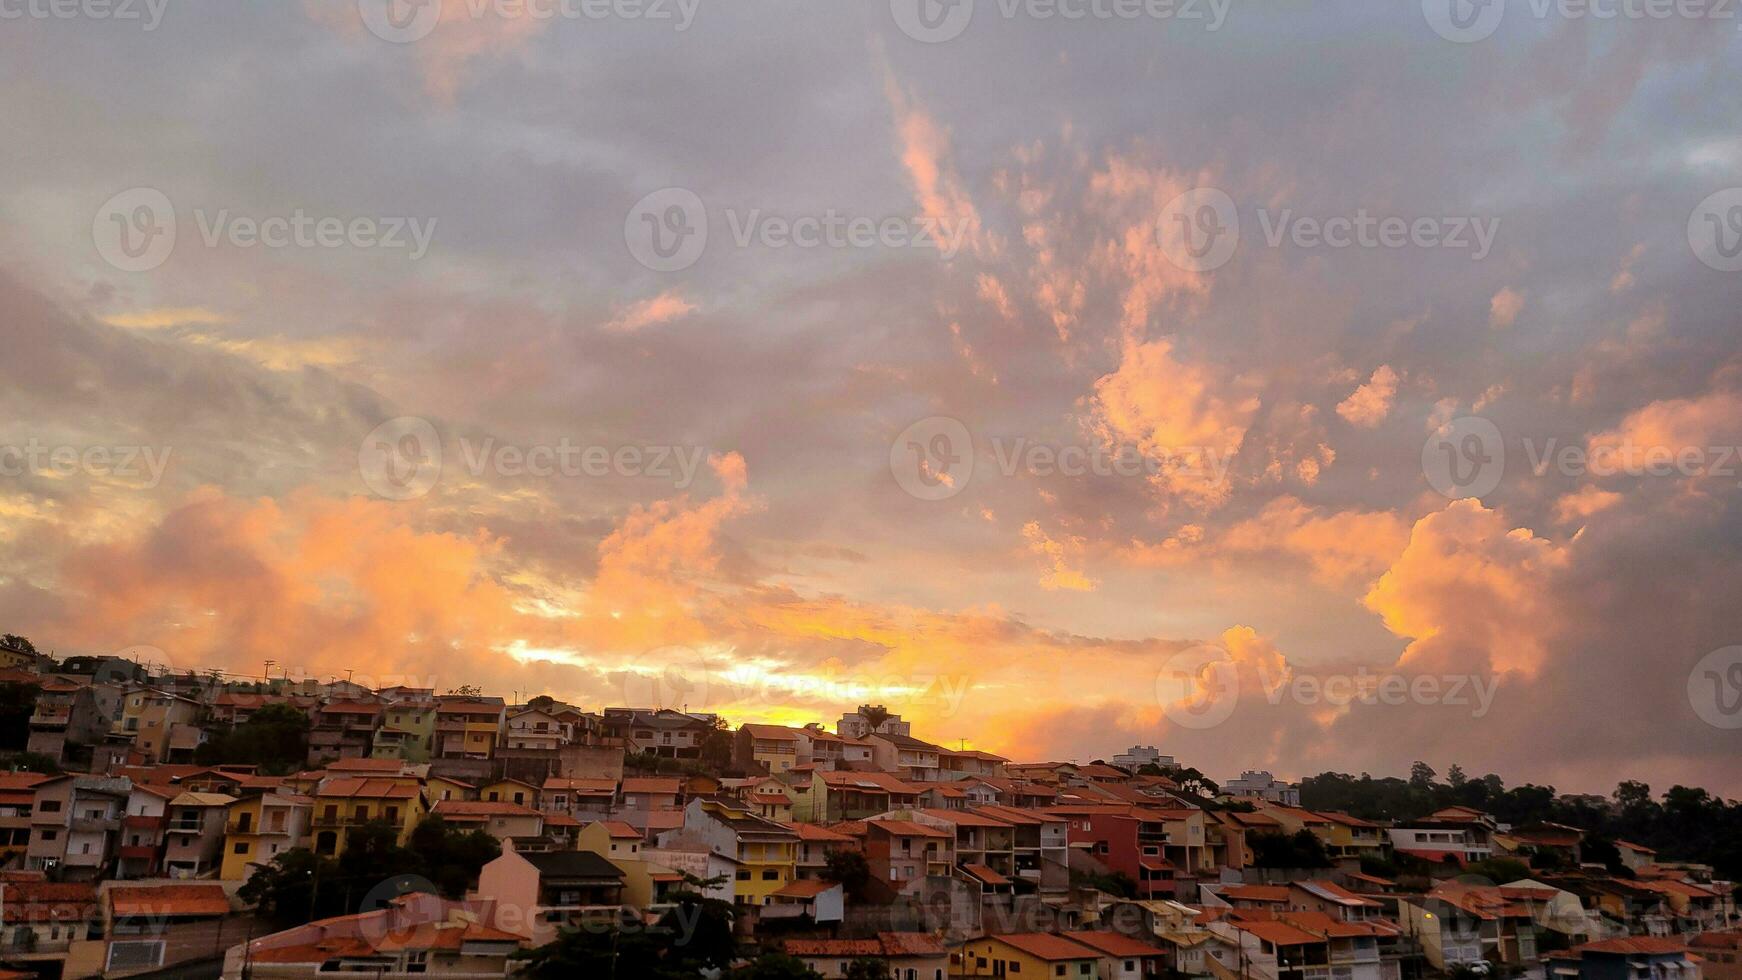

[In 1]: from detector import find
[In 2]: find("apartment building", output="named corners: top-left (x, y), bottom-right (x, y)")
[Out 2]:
top-left (222, 790), bottom-right (314, 880)
top-left (666, 798), bottom-right (799, 907)
top-left (27, 775), bottom-right (131, 877)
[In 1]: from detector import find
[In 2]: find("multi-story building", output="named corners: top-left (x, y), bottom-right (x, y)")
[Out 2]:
top-left (786, 821), bottom-right (855, 880)
top-left (309, 776), bottom-right (425, 856)
top-left (221, 893), bottom-right (525, 980)
top-left (430, 800), bottom-right (545, 844)
top-left (26, 774), bottom-right (131, 877)
top-left (736, 724), bottom-right (803, 774)
top-left (222, 790), bottom-right (314, 880)
top-left (0, 771), bottom-right (49, 864)
top-left (1111, 745), bottom-right (1176, 772)
top-left (27, 679), bottom-right (110, 764)
top-left (836, 705), bottom-right (911, 740)
top-left (666, 798), bottom-right (798, 907)
top-left (1388, 809), bottom-right (1495, 865)
top-left (540, 777), bottom-right (617, 821)
top-left (789, 770), bottom-right (924, 822)
top-left (866, 732), bottom-right (942, 782)
top-left (1549, 936), bottom-right (1699, 980)
top-left (502, 708), bottom-right (568, 751)
top-left (116, 783), bottom-right (174, 878)
top-left (476, 847), bottom-right (627, 945)
top-left (163, 791), bottom-right (236, 877)
top-left (434, 696), bottom-right (506, 760)
top-left (374, 694), bottom-right (437, 762)
top-left (604, 708), bottom-right (711, 759)
top-left (306, 700), bottom-right (384, 764)
top-left (1048, 804), bottom-right (1210, 900)
top-left (132, 691), bottom-right (206, 764)
top-left (1224, 770), bottom-right (1302, 806)
top-left (863, 817), bottom-right (955, 888)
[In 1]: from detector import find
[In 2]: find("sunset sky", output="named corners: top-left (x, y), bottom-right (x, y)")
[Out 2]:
top-left (3, 1), bottom-right (1740, 794)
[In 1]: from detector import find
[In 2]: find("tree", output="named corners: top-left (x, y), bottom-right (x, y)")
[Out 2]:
top-left (700, 715), bottom-right (733, 771)
top-left (1465, 857), bottom-right (1531, 883)
top-left (1160, 764), bottom-right (1219, 796)
top-left (858, 705), bottom-right (891, 732)
top-left (730, 953), bottom-right (825, 979)
top-left (822, 849), bottom-right (872, 901)
top-left (0, 752), bottom-right (62, 774)
top-left (447, 685), bottom-right (482, 697)
top-left (0, 635), bottom-right (37, 655)
top-left (527, 694), bottom-right (555, 710)
top-left (516, 888), bottom-right (738, 980)
top-left (195, 701), bottom-right (310, 773)
top-left (1447, 764), bottom-right (1468, 788)
top-left (1408, 761), bottom-right (1437, 790)
top-left (0, 680), bottom-right (43, 751)
top-left (1250, 830), bottom-right (1332, 868)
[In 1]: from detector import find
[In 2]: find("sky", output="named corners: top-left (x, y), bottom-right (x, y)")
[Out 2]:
top-left (2, 0), bottom-right (1741, 795)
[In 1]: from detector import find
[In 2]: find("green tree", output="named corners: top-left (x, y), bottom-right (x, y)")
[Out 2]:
top-left (195, 701), bottom-right (310, 772)
top-left (516, 888), bottom-right (737, 980)
top-left (730, 952), bottom-right (825, 979)
top-left (0, 635), bottom-right (37, 655)
top-left (0, 680), bottom-right (43, 751)
top-left (844, 959), bottom-right (892, 980)
top-left (1408, 761), bottom-right (1437, 790)
top-left (1250, 830), bottom-right (1332, 868)
top-left (0, 751), bottom-right (61, 774)
top-left (822, 849), bottom-right (873, 901)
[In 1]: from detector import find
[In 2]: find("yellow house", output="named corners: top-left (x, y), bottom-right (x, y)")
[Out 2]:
top-left (681, 799), bottom-right (798, 907)
top-left (480, 778), bottom-right (540, 808)
top-left (959, 933), bottom-right (1100, 978)
top-left (222, 791), bottom-right (314, 880)
top-left (133, 691), bottom-right (206, 763)
top-left (426, 776), bottom-right (477, 804)
top-left (578, 820), bottom-right (646, 861)
top-left (310, 776), bottom-right (425, 857)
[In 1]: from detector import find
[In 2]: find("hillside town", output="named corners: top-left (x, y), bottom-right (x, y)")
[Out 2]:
top-left (0, 637), bottom-right (1735, 980)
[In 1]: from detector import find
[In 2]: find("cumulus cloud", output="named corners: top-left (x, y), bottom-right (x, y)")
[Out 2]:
top-left (1336, 365), bottom-right (1400, 428)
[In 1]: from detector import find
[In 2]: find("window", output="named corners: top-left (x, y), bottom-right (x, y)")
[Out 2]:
top-left (762, 869), bottom-right (778, 880)
top-left (42, 830), bottom-right (57, 840)
top-left (234, 842), bottom-right (249, 854)
top-left (736, 870), bottom-right (751, 881)
top-left (40, 800), bottom-right (61, 813)
top-left (1055, 967), bottom-right (1065, 977)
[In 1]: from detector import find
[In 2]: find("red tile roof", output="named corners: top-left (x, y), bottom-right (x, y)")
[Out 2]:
top-left (1063, 930), bottom-right (1165, 957)
top-left (987, 933), bottom-right (1099, 962)
top-left (109, 885), bottom-right (231, 918)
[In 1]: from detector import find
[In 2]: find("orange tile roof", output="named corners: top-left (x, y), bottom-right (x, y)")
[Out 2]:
top-left (1222, 884), bottom-right (1291, 902)
top-left (1575, 937), bottom-right (1688, 956)
top-left (987, 933), bottom-right (1099, 962)
top-left (784, 821), bottom-right (854, 842)
top-left (432, 800), bottom-right (540, 818)
top-left (962, 863), bottom-right (1013, 886)
top-left (1063, 930), bottom-right (1165, 957)
top-left (867, 819), bottom-right (952, 838)
top-left (771, 879), bottom-right (839, 899)
top-left (318, 777), bottom-right (419, 799)
top-left (596, 820), bottom-right (643, 839)
top-left (109, 885), bottom-right (231, 918)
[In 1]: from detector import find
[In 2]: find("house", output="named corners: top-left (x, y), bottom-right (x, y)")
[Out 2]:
top-left (958, 932), bottom-right (1102, 978)
top-left (866, 732), bottom-right (943, 782)
top-left (1111, 746), bottom-right (1177, 772)
top-left (1396, 895), bottom-right (1489, 971)
top-left (26, 679), bottom-right (109, 764)
top-left (131, 692), bottom-right (205, 764)
top-left (615, 709), bottom-right (711, 759)
top-left (1222, 770), bottom-right (1301, 806)
top-left (786, 821), bottom-right (855, 879)
top-left (937, 747), bottom-right (1008, 781)
top-left (112, 782), bottom-right (172, 878)
top-left (502, 708), bottom-right (567, 752)
top-left (104, 883), bottom-right (238, 977)
top-left (425, 775), bottom-right (476, 804)
top-left (221, 892), bottom-right (524, 980)
top-left (1496, 822), bottom-right (1588, 867)
top-left (836, 705), bottom-right (911, 740)
top-left (745, 782), bottom-right (794, 822)
top-left (975, 804), bottom-right (1071, 894)
top-left (433, 696), bottom-right (506, 760)
top-left (578, 820), bottom-right (645, 859)
top-left (374, 695), bottom-right (437, 762)
top-left (1691, 933), bottom-right (1741, 980)
top-left (736, 724), bottom-right (804, 774)
top-left (26, 775), bottom-right (131, 877)
top-left (782, 932), bottom-right (948, 979)
top-left (0, 773), bottom-right (49, 863)
top-left (539, 777), bottom-right (616, 820)
top-left (475, 844), bottom-right (627, 945)
top-left (790, 770), bottom-right (924, 822)
top-left (1048, 804), bottom-right (1211, 900)
top-left (1061, 930), bottom-right (1169, 979)
top-left (1614, 840), bottom-right (1657, 874)
top-left (162, 791), bottom-right (237, 877)
top-left (664, 798), bottom-right (798, 907)
top-left (309, 776), bottom-right (425, 856)
top-left (222, 791), bottom-right (314, 880)
top-left (429, 801), bottom-right (544, 843)
top-left (799, 727), bottom-right (874, 770)
top-left (1548, 936), bottom-right (1699, 980)
top-left (1388, 809), bottom-right (1495, 867)
top-left (864, 818), bottom-right (956, 887)
top-left (306, 700), bottom-right (384, 765)
top-left (0, 880), bottom-right (100, 964)
top-left (479, 778), bottom-right (539, 807)
top-left (764, 879), bottom-right (845, 926)
top-left (618, 776), bottom-right (682, 812)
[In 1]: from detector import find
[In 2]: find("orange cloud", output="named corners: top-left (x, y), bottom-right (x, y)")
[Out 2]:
top-left (1336, 365), bottom-right (1399, 428)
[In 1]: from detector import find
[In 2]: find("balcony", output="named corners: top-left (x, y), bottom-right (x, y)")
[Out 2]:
top-left (28, 707), bottom-right (71, 728)
top-left (71, 816), bottom-right (120, 833)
